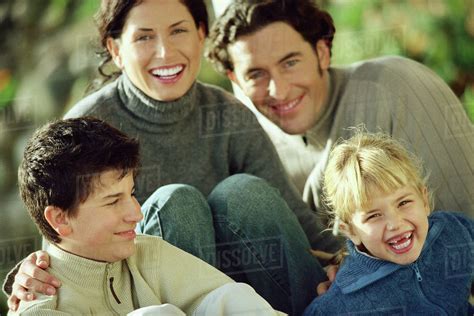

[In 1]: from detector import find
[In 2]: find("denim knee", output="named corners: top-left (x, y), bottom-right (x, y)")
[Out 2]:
top-left (138, 184), bottom-right (212, 235)
top-left (209, 174), bottom-right (281, 221)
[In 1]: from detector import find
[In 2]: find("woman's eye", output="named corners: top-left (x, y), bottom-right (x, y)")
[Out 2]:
top-left (107, 199), bottom-right (119, 206)
top-left (171, 28), bottom-right (188, 35)
top-left (136, 34), bottom-right (153, 42)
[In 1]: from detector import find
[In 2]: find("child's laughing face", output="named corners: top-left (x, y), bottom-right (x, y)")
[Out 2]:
top-left (345, 185), bottom-right (430, 265)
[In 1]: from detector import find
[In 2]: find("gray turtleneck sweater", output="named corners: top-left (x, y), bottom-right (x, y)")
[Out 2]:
top-left (64, 75), bottom-right (339, 251)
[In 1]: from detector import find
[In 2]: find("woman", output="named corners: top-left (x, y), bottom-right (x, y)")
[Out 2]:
top-left (6, 1), bottom-right (339, 314)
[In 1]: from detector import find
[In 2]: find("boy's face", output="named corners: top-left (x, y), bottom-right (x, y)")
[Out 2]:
top-left (345, 185), bottom-right (430, 265)
top-left (61, 170), bottom-right (142, 262)
top-left (227, 22), bottom-right (330, 135)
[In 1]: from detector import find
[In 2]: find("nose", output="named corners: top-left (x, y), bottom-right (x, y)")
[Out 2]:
top-left (155, 37), bottom-right (175, 59)
top-left (125, 197), bottom-right (143, 223)
top-left (386, 209), bottom-right (402, 231)
top-left (268, 73), bottom-right (290, 101)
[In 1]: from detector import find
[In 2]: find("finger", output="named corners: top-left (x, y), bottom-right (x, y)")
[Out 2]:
top-left (316, 281), bottom-right (330, 296)
top-left (18, 260), bottom-right (61, 288)
top-left (15, 272), bottom-right (57, 295)
top-left (34, 250), bottom-right (50, 269)
top-left (326, 265), bottom-right (338, 282)
top-left (11, 284), bottom-right (36, 301)
top-left (7, 295), bottom-right (19, 312)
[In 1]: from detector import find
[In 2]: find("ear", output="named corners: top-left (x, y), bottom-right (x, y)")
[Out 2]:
top-left (197, 22), bottom-right (206, 45)
top-left (226, 70), bottom-right (241, 87)
top-left (339, 221), bottom-right (361, 245)
top-left (44, 206), bottom-right (73, 236)
top-left (315, 39), bottom-right (331, 70)
top-left (106, 37), bottom-right (123, 69)
top-left (422, 186), bottom-right (431, 215)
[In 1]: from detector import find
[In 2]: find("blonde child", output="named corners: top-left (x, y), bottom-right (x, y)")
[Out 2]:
top-left (304, 132), bottom-right (473, 315)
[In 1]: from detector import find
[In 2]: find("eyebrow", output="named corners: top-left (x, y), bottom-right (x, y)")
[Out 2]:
top-left (134, 20), bottom-right (190, 33)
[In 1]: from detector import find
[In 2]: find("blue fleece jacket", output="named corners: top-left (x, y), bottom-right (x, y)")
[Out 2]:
top-left (303, 211), bottom-right (473, 315)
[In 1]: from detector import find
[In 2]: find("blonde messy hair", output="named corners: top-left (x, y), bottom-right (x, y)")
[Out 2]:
top-left (323, 131), bottom-right (431, 228)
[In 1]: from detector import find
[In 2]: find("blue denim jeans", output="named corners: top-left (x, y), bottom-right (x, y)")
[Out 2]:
top-left (136, 174), bottom-right (326, 315)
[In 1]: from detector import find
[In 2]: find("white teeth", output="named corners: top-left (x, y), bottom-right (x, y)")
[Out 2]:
top-left (152, 65), bottom-right (183, 77)
top-left (392, 238), bottom-right (411, 250)
top-left (273, 98), bottom-right (299, 111)
top-left (388, 232), bottom-right (412, 244)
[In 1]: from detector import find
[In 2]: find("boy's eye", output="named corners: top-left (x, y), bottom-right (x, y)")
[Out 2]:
top-left (106, 199), bottom-right (119, 206)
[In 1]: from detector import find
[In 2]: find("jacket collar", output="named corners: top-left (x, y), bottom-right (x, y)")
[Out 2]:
top-left (336, 214), bottom-right (445, 293)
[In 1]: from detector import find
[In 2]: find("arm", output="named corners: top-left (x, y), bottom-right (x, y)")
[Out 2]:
top-left (3, 251), bottom-right (61, 312)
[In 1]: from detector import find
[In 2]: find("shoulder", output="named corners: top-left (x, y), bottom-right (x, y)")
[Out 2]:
top-left (430, 211), bottom-right (474, 238)
top-left (64, 80), bottom-right (120, 119)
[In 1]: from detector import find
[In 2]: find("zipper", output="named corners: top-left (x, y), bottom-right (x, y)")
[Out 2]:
top-left (411, 263), bottom-right (423, 282)
top-left (109, 277), bottom-right (121, 304)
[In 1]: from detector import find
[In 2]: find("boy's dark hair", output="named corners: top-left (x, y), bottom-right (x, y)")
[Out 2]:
top-left (18, 117), bottom-right (140, 243)
top-left (95, 0), bottom-right (209, 83)
top-left (206, 0), bottom-right (336, 74)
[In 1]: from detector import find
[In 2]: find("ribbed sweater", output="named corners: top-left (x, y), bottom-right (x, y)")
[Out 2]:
top-left (64, 74), bottom-right (340, 251)
top-left (253, 56), bottom-right (474, 218)
top-left (10, 235), bottom-right (281, 315)
top-left (303, 211), bottom-right (473, 315)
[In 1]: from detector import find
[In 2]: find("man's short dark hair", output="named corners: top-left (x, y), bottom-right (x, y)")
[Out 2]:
top-left (18, 117), bottom-right (140, 243)
top-left (206, 0), bottom-right (336, 74)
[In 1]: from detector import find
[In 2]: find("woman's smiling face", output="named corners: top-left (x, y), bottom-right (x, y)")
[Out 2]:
top-left (107, 0), bottom-right (205, 101)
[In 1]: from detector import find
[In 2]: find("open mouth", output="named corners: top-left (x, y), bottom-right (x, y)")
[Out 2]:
top-left (387, 231), bottom-right (414, 253)
top-left (269, 94), bottom-right (304, 115)
top-left (115, 230), bottom-right (136, 240)
top-left (150, 65), bottom-right (185, 83)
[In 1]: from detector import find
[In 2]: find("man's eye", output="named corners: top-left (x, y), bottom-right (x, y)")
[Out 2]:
top-left (284, 59), bottom-right (299, 68)
top-left (247, 71), bottom-right (263, 81)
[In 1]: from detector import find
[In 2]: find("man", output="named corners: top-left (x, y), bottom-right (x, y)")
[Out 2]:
top-left (206, 0), bottom-right (474, 218)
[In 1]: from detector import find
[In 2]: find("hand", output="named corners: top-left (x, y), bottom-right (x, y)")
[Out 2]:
top-left (8, 250), bottom-right (61, 312)
top-left (316, 264), bottom-right (338, 296)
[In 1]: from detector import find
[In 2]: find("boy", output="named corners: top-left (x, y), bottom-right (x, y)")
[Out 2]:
top-left (12, 117), bottom-right (281, 315)
top-left (303, 132), bottom-right (473, 315)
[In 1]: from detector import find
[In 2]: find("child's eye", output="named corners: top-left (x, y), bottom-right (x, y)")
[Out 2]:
top-left (366, 213), bottom-right (381, 221)
top-left (107, 199), bottom-right (119, 206)
top-left (399, 200), bottom-right (412, 207)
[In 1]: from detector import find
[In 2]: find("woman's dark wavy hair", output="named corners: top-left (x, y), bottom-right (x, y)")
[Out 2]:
top-left (18, 117), bottom-right (140, 243)
top-left (206, 0), bottom-right (335, 74)
top-left (94, 0), bottom-right (209, 85)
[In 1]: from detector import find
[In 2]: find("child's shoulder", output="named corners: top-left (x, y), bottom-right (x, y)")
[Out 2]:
top-left (430, 211), bottom-right (473, 236)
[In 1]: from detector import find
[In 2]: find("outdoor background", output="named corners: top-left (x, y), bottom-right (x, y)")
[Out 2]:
top-left (0, 0), bottom-right (473, 312)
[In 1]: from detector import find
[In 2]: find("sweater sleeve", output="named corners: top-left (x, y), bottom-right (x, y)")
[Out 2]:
top-left (340, 57), bottom-right (474, 217)
top-left (228, 112), bottom-right (342, 252)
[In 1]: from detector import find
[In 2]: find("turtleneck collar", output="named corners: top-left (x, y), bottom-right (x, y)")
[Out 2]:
top-left (46, 242), bottom-right (123, 290)
top-left (117, 73), bottom-right (198, 125)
